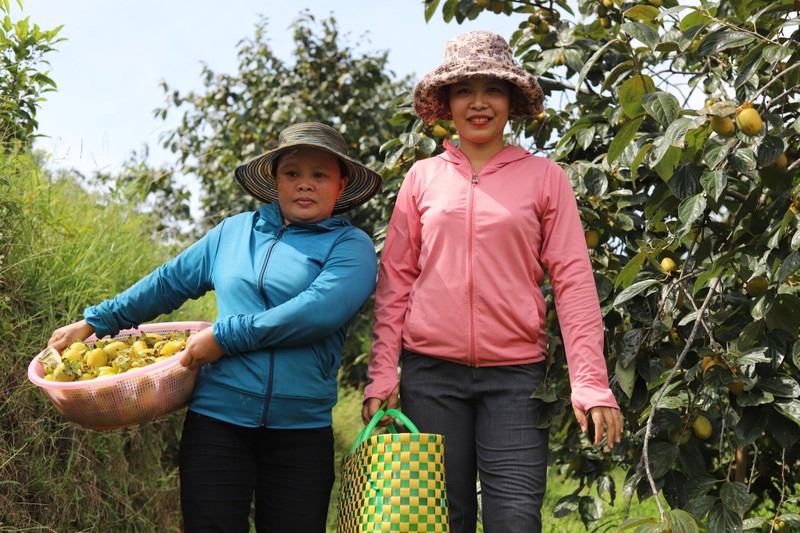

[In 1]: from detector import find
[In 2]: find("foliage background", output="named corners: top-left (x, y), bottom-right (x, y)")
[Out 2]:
top-left (2, 0), bottom-right (800, 531)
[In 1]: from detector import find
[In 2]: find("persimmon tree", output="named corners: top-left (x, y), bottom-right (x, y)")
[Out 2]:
top-left (383, 0), bottom-right (800, 531)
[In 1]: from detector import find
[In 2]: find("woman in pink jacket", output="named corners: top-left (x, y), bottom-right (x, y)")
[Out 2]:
top-left (362, 30), bottom-right (623, 532)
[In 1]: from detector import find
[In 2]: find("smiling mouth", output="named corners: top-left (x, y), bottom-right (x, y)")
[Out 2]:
top-left (468, 117), bottom-right (491, 124)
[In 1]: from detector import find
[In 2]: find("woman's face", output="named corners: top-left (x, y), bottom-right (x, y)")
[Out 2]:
top-left (274, 148), bottom-right (347, 225)
top-left (447, 77), bottom-right (510, 152)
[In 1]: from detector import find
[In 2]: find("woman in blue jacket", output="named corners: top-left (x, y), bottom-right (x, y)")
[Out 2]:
top-left (48, 122), bottom-right (382, 532)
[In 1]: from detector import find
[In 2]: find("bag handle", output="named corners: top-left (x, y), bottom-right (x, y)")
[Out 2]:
top-left (349, 408), bottom-right (420, 454)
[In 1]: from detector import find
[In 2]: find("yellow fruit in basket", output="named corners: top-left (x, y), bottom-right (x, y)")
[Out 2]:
top-left (43, 373), bottom-right (55, 381)
top-left (62, 348), bottom-right (83, 362)
top-left (53, 362), bottom-right (77, 382)
top-left (85, 347), bottom-right (108, 369)
top-left (145, 332), bottom-right (166, 343)
top-left (69, 341), bottom-right (89, 353)
top-left (103, 341), bottom-right (127, 357)
top-left (160, 339), bottom-right (187, 357)
top-left (78, 373), bottom-right (95, 381)
top-left (132, 340), bottom-right (149, 354)
top-left (97, 366), bottom-right (117, 378)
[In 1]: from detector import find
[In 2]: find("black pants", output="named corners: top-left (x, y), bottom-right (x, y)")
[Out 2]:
top-left (179, 410), bottom-right (335, 533)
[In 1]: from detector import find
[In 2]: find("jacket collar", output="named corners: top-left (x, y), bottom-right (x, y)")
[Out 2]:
top-left (254, 201), bottom-right (351, 233)
top-left (441, 139), bottom-right (531, 174)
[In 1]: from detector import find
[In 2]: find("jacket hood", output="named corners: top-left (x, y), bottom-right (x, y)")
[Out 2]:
top-left (441, 140), bottom-right (532, 174)
top-left (254, 201), bottom-right (352, 233)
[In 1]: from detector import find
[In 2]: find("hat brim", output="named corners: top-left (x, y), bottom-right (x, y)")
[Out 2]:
top-left (234, 144), bottom-right (383, 216)
top-left (413, 62), bottom-right (544, 121)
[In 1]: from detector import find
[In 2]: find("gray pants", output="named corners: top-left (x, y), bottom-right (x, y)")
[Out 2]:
top-left (399, 350), bottom-right (549, 533)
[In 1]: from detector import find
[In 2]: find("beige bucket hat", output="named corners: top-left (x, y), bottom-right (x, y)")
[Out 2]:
top-left (414, 30), bottom-right (544, 121)
top-left (234, 122), bottom-right (382, 215)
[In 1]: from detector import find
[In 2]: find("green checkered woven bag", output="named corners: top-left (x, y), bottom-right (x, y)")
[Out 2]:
top-left (337, 408), bottom-right (449, 532)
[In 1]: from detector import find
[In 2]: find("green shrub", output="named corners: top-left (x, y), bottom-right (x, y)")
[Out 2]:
top-left (0, 150), bottom-right (207, 530)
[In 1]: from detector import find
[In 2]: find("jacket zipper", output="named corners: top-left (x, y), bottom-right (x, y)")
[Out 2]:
top-left (258, 224), bottom-right (286, 427)
top-left (467, 172), bottom-right (479, 366)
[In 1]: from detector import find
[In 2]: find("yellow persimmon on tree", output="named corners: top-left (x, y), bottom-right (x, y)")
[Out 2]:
top-left (381, 1), bottom-right (800, 531)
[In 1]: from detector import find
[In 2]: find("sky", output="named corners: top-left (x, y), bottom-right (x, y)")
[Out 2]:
top-left (11, 1), bottom-right (524, 181)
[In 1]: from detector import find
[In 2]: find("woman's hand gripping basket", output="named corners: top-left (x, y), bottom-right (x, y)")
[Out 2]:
top-left (27, 321), bottom-right (211, 430)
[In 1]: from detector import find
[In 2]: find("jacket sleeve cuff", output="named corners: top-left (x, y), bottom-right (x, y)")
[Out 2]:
top-left (571, 385), bottom-right (620, 413)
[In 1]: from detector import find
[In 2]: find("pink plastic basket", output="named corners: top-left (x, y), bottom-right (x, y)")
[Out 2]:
top-left (28, 321), bottom-right (211, 430)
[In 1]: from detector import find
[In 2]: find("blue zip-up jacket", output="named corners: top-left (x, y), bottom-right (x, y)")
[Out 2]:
top-left (84, 201), bottom-right (377, 429)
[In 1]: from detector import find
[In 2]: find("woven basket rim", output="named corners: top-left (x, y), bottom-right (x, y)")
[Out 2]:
top-left (27, 321), bottom-right (211, 391)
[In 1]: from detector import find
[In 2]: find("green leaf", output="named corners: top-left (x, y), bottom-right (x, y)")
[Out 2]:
top-left (775, 399), bottom-right (800, 425)
top-left (758, 375), bottom-right (800, 398)
top-left (601, 60), bottom-right (635, 93)
top-left (708, 502), bottom-right (743, 533)
top-left (614, 279), bottom-right (661, 307)
top-left (778, 251), bottom-right (800, 283)
top-left (423, 0), bottom-right (440, 22)
top-left (684, 495), bottom-right (718, 520)
top-left (720, 482), bottom-right (755, 518)
top-left (616, 328), bottom-right (643, 368)
top-left (669, 163), bottom-right (703, 199)
top-left (665, 117), bottom-right (705, 148)
top-left (619, 75), bottom-right (656, 118)
top-left (578, 496), bottom-right (603, 529)
top-left (792, 339), bottom-right (800, 370)
top-left (767, 409), bottom-right (800, 448)
top-left (417, 137), bottom-right (437, 155)
top-left (735, 42), bottom-right (767, 89)
top-left (624, 5), bottom-right (660, 22)
top-left (703, 141), bottom-right (733, 169)
top-left (399, 132), bottom-right (420, 148)
top-left (618, 517), bottom-right (659, 531)
top-left (700, 170), bottom-right (727, 202)
top-left (576, 126), bottom-right (596, 151)
top-left (441, 0), bottom-right (457, 22)
top-left (608, 116), bottom-right (644, 164)
top-left (384, 146), bottom-right (406, 169)
top-left (652, 144), bottom-right (681, 181)
top-left (698, 30), bottom-right (755, 56)
top-left (665, 509), bottom-right (701, 533)
top-left (766, 294), bottom-right (800, 334)
top-left (737, 390), bottom-right (774, 408)
top-left (757, 135), bottom-right (786, 167)
top-left (615, 359), bottom-right (637, 399)
top-left (576, 39), bottom-right (620, 92)
top-left (647, 441), bottom-right (679, 479)
top-left (734, 407), bottom-right (767, 446)
top-left (597, 474), bottom-right (616, 504)
top-left (622, 22), bottom-right (660, 51)
top-left (730, 148), bottom-right (757, 173)
top-left (530, 381), bottom-right (559, 403)
top-left (642, 91), bottom-right (681, 128)
top-left (677, 193), bottom-right (707, 227)
top-left (614, 251), bottom-right (647, 289)
top-left (552, 494), bottom-right (580, 518)
top-left (679, 10), bottom-right (710, 32)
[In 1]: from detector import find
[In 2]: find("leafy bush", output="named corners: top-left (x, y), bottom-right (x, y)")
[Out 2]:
top-left (392, 1), bottom-right (800, 530)
top-left (0, 150), bottom-right (210, 530)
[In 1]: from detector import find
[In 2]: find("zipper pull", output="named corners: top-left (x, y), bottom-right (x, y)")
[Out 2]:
top-left (472, 173), bottom-right (479, 184)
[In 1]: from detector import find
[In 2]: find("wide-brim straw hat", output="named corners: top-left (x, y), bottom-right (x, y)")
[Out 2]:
top-left (414, 30), bottom-right (544, 121)
top-left (234, 122), bottom-right (382, 215)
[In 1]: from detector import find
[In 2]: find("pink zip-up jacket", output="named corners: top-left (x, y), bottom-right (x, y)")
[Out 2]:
top-left (364, 141), bottom-right (619, 412)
